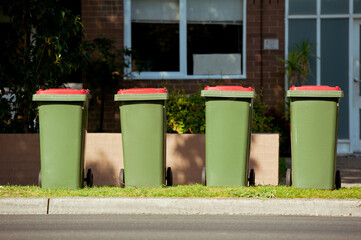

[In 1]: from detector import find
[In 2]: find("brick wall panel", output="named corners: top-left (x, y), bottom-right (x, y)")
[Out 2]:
top-left (83, 0), bottom-right (285, 131)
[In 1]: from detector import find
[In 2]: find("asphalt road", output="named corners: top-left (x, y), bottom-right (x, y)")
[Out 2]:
top-left (0, 214), bottom-right (360, 240)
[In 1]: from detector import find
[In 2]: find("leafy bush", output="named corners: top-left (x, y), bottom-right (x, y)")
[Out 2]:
top-left (166, 91), bottom-right (205, 134)
top-left (167, 89), bottom-right (278, 134)
top-left (252, 91), bottom-right (275, 133)
top-left (0, 0), bottom-right (86, 133)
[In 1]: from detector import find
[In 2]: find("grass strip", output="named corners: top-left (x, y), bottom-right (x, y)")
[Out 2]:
top-left (1, 185), bottom-right (360, 199)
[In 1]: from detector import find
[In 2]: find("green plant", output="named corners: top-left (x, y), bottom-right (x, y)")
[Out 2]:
top-left (166, 90), bottom-right (205, 134)
top-left (252, 90), bottom-right (275, 133)
top-left (275, 40), bottom-right (315, 155)
top-left (278, 39), bottom-right (317, 87)
top-left (166, 89), bottom-right (279, 135)
top-left (0, 0), bottom-right (86, 133)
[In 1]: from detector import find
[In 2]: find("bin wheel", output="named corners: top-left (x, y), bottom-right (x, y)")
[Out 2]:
top-left (201, 167), bottom-right (206, 186)
top-left (166, 167), bottom-right (173, 186)
top-left (119, 168), bottom-right (125, 188)
top-left (335, 170), bottom-right (341, 190)
top-left (286, 168), bottom-right (292, 187)
top-left (85, 169), bottom-right (94, 187)
top-left (248, 169), bottom-right (255, 186)
top-left (38, 170), bottom-right (41, 187)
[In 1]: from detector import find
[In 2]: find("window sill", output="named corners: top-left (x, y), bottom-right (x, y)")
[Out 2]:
top-left (127, 72), bottom-right (247, 80)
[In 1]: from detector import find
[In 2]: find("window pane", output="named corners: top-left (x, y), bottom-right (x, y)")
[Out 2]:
top-left (187, 0), bottom-right (243, 22)
top-left (132, 0), bottom-right (179, 22)
top-left (289, 0), bottom-right (316, 15)
top-left (321, 19), bottom-right (349, 139)
top-left (132, 23), bottom-right (179, 71)
top-left (131, 0), bottom-right (179, 72)
top-left (288, 20), bottom-right (317, 85)
top-left (187, 0), bottom-right (243, 75)
top-left (354, 0), bottom-right (361, 13)
top-left (187, 24), bottom-right (242, 75)
top-left (321, 0), bottom-right (349, 14)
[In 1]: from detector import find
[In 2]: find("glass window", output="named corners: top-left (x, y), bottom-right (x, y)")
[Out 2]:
top-left (321, 19), bottom-right (349, 139)
top-left (289, 0), bottom-right (317, 15)
top-left (354, 0), bottom-right (361, 13)
top-left (187, 0), bottom-right (243, 75)
top-left (321, 0), bottom-right (349, 14)
top-left (127, 0), bottom-right (245, 77)
top-left (131, 0), bottom-right (180, 72)
top-left (288, 20), bottom-right (317, 85)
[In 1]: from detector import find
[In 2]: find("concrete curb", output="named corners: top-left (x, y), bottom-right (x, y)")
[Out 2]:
top-left (47, 198), bottom-right (361, 217)
top-left (1, 197), bottom-right (360, 216)
top-left (0, 198), bottom-right (48, 214)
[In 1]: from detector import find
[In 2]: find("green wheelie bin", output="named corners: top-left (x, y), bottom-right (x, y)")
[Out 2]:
top-left (114, 88), bottom-right (172, 188)
top-left (286, 85), bottom-right (343, 190)
top-left (201, 86), bottom-right (255, 187)
top-left (33, 89), bottom-right (93, 189)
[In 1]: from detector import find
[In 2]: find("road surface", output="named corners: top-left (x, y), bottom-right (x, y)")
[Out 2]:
top-left (0, 214), bottom-right (360, 240)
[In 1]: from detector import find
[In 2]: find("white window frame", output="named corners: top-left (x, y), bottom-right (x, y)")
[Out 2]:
top-left (124, 0), bottom-right (247, 80)
top-left (285, 0), bottom-right (361, 153)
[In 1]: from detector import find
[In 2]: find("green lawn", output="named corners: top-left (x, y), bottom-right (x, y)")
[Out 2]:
top-left (1, 185), bottom-right (360, 199)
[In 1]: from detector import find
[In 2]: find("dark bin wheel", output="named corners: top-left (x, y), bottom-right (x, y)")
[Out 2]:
top-left (38, 170), bottom-right (41, 187)
top-left (286, 168), bottom-right (292, 187)
top-left (248, 169), bottom-right (255, 186)
top-left (166, 167), bottom-right (173, 186)
top-left (201, 167), bottom-right (206, 186)
top-left (119, 168), bottom-right (125, 188)
top-left (85, 169), bottom-right (94, 187)
top-left (335, 170), bottom-right (341, 190)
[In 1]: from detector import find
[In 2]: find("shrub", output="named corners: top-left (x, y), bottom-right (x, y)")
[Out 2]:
top-left (167, 89), bottom-right (276, 134)
top-left (166, 90), bottom-right (205, 134)
top-left (0, 0), bottom-right (86, 133)
top-left (252, 91), bottom-right (275, 133)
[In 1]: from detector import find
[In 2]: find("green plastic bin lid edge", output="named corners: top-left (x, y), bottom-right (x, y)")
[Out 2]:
top-left (287, 85), bottom-right (343, 98)
top-left (114, 88), bottom-right (168, 101)
top-left (32, 88), bottom-right (91, 101)
top-left (201, 85), bottom-right (255, 98)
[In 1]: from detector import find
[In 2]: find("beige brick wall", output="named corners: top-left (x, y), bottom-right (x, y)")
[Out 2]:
top-left (0, 133), bottom-right (279, 186)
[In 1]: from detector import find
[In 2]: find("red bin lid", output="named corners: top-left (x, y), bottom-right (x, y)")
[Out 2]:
top-left (117, 88), bottom-right (167, 94)
top-left (36, 89), bottom-right (90, 95)
top-left (289, 85), bottom-right (341, 91)
top-left (204, 86), bottom-right (254, 91)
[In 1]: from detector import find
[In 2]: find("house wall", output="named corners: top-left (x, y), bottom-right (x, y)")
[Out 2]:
top-left (247, 0), bottom-right (285, 104)
top-left (81, 0), bottom-right (285, 132)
